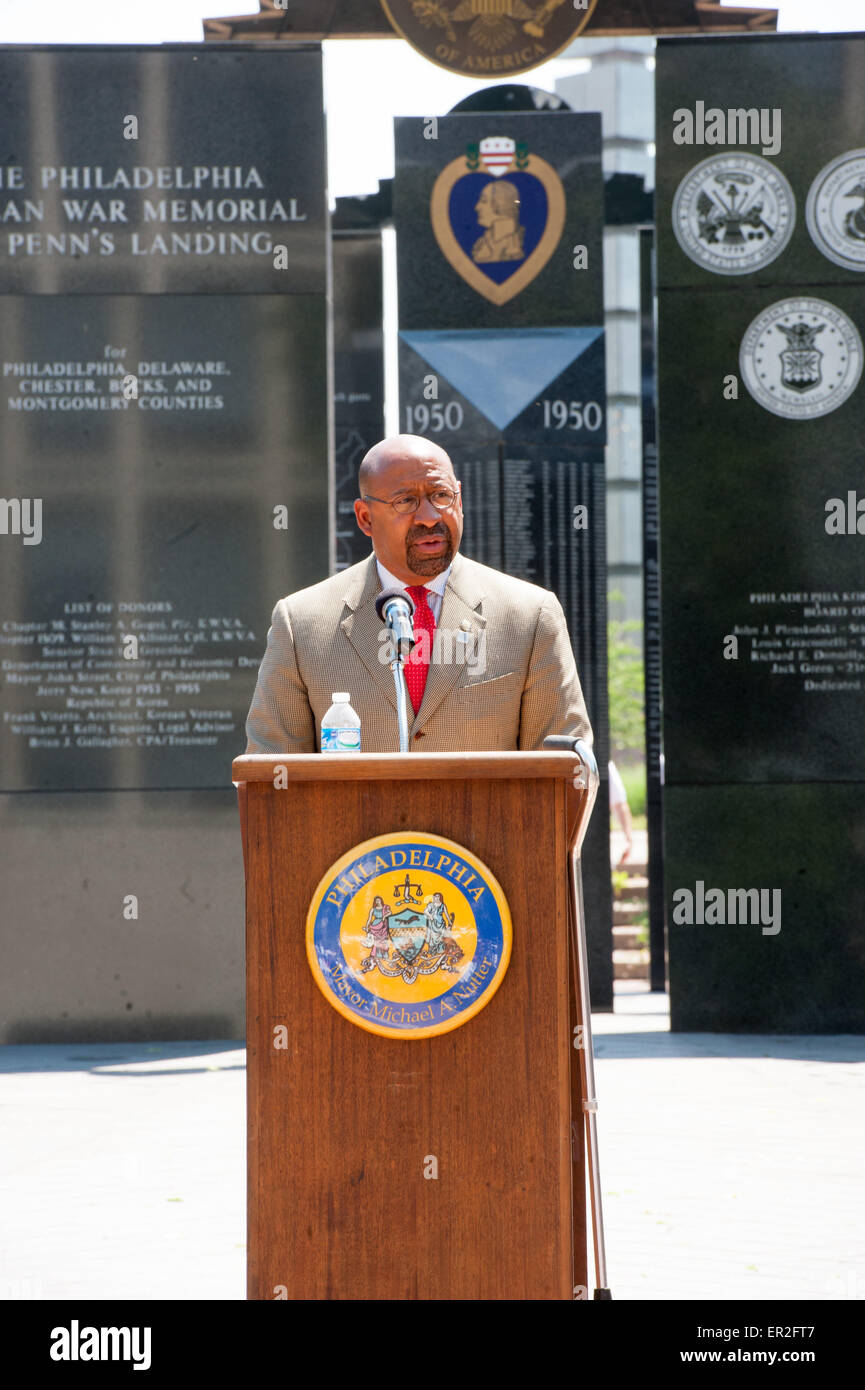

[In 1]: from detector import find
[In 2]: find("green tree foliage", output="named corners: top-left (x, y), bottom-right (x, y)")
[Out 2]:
top-left (607, 590), bottom-right (645, 756)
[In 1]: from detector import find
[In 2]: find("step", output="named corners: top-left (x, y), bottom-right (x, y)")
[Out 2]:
top-left (613, 948), bottom-right (650, 980)
top-left (612, 899), bottom-right (646, 921)
top-left (613, 919), bottom-right (646, 941)
top-left (610, 859), bottom-right (648, 875)
top-left (617, 895), bottom-right (650, 917)
top-left (614, 875), bottom-right (649, 897)
top-left (613, 917), bottom-right (646, 937)
top-left (613, 925), bottom-right (647, 950)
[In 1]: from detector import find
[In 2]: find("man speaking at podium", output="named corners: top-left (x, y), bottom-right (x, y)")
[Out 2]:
top-left (244, 435), bottom-right (592, 754)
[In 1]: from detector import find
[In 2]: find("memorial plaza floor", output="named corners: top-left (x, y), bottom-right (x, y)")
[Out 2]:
top-left (1, 983), bottom-right (862, 1302)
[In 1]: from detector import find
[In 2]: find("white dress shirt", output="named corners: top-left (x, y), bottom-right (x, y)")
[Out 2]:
top-left (375, 557), bottom-right (452, 624)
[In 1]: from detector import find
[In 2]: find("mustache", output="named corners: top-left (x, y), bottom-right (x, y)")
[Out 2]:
top-left (407, 526), bottom-right (448, 543)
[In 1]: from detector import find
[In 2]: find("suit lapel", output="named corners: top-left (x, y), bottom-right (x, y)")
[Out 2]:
top-left (340, 554), bottom-right (399, 711)
top-left (412, 552), bottom-right (487, 734)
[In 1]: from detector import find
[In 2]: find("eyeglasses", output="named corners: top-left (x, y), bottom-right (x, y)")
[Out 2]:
top-left (361, 486), bottom-right (459, 516)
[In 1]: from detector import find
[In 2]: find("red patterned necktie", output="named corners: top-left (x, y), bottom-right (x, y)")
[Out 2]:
top-left (404, 585), bottom-right (437, 714)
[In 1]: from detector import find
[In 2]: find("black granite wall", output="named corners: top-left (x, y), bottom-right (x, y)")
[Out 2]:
top-left (0, 45), bottom-right (330, 1039)
top-left (394, 109), bottom-right (613, 1007)
top-left (656, 34), bottom-right (865, 1031)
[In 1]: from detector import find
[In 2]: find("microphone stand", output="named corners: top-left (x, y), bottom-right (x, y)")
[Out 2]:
top-left (543, 733), bottom-right (611, 1299)
top-left (390, 651), bottom-right (411, 754)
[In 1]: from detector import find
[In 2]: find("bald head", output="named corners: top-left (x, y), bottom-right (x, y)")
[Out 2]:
top-left (358, 434), bottom-right (455, 496)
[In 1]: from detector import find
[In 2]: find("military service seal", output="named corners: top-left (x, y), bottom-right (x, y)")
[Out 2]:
top-left (672, 154), bottom-right (795, 275)
top-left (739, 297), bottom-right (863, 420)
top-left (806, 150), bottom-right (865, 272)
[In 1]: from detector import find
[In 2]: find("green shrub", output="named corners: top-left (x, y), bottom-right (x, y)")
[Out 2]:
top-left (619, 763), bottom-right (646, 818)
top-left (611, 868), bottom-right (628, 898)
top-left (607, 590), bottom-right (645, 758)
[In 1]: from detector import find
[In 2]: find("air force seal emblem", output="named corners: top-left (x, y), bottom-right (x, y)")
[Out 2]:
top-left (306, 832), bottom-right (512, 1038)
top-left (430, 136), bottom-right (565, 304)
top-left (739, 297), bottom-right (863, 419)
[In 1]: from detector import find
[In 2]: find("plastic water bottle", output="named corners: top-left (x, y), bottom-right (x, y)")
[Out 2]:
top-left (321, 692), bottom-right (361, 753)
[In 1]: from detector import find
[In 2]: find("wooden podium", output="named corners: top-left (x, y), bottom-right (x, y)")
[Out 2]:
top-left (233, 751), bottom-right (595, 1301)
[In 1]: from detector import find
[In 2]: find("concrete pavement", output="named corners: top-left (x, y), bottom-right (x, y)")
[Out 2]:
top-left (1, 989), bottom-right (862, 1301)
top-left (0, 1041), bottom-right (246, 1301)
top-left (591, 986), bottom-right (865, 1301)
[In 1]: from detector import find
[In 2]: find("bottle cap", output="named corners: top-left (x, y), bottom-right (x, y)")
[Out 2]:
top-left (332, 693), bottom-right (350, 703)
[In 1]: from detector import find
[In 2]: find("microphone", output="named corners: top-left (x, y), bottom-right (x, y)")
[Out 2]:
top-left (375, 588), bottom-right (415, 659)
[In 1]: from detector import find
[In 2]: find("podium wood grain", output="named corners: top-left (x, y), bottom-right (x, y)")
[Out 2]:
top-left (237, 754), bottom-right (586, 1300)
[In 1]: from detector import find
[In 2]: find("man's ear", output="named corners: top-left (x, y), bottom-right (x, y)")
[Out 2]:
top-left (354, 498), bottom-right (373, 537)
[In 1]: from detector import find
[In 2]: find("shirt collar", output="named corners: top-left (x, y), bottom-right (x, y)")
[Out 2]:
top-left (375, 556), bottom-right (452, 598)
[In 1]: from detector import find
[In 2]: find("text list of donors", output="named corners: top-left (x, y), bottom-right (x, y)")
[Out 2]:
top-left (1, 601), bottom-right (260, 751)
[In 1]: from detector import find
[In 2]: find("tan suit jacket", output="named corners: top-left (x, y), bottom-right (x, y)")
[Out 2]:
top-left (243, 550), bottom-right (592, 754)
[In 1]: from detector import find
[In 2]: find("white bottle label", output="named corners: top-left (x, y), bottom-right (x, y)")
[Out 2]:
top-left (321, 726), bottom-right (361, 753)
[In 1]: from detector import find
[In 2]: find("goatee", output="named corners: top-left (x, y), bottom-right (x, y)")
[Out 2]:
top-left (405, 529), bottom-right (454, 578)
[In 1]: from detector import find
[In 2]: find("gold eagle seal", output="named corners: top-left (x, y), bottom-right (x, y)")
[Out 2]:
top-left (380, 0), bottom-right (599, 78)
